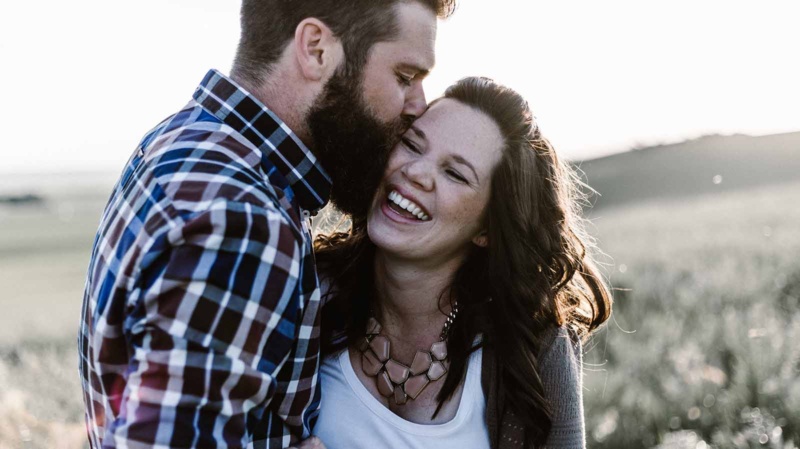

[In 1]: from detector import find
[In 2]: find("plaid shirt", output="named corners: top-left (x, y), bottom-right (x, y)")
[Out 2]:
top-left (79, 69), bottom-right (331, 448)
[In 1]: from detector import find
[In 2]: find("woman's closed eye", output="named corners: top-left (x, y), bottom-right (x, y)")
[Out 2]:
top-left (401, 137), bottom-right (422, 154)
top-left (446, 168), bottom-right (468, 184)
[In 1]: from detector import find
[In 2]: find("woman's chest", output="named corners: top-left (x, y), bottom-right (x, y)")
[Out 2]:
top-left (349, 347), bottom-right (464, 424)
top-left (312, 348), bottom-right (490, 449)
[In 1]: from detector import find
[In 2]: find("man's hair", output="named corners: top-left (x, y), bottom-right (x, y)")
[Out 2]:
top-left (232, 0), bottom-right (456, 86)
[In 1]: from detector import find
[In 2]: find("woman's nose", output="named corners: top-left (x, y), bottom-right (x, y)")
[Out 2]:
top-left (401, 159), bottom-right (434, 191)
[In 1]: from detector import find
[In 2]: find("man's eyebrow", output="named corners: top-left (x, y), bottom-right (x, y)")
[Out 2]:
top-left (451, 154), bottom-right (479, 183)
top-left (398, 62), bottom-right (431, 78)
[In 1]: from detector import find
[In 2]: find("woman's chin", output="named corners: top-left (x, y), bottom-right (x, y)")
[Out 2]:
top-left (367, 214), bottom-right (395, 248)
top-left (368, 218), bottom-right (414, 256)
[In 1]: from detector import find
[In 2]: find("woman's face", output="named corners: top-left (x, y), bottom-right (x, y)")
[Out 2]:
top-left (367, 99), bottom-right (504, 264)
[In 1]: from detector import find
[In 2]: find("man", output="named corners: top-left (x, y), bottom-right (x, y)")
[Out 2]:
top-left (78, 0), bottom-right (456, 447)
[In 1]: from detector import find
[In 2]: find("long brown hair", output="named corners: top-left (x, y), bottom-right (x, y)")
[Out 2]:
top-left (315, 77), bottom-right (612, 447)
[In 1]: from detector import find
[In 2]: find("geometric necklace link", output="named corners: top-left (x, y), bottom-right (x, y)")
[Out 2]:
top-left (357, 302), bottom-right (459, 405)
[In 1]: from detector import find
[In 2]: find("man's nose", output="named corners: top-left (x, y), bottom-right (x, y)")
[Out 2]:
top-left (402, 83), bottom-right (428, 119)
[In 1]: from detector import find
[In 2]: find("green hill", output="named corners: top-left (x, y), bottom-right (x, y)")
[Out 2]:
top-left (577, 131), bottom-right (800, 211)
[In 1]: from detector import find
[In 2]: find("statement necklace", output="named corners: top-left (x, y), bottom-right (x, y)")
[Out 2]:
top-left (357, 302), bottom-right (459, 405)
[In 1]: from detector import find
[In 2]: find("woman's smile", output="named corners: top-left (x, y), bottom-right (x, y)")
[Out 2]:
top-left (386, 190), bottom-right (431, 221)
top-left (380, 184), bottom-right (433, 225)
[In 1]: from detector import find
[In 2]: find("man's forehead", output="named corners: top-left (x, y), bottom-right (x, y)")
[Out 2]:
top-left (372, 38), bottom-right (435, 74)
top-left (391, 2), bottom-right (437, 68)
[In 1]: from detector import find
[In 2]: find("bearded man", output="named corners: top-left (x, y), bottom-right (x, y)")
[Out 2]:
top-left (78, 1), bottom-right (456, 447)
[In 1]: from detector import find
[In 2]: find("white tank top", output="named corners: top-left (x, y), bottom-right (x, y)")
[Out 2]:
top-left (313, 347), bottom-right (490, 449)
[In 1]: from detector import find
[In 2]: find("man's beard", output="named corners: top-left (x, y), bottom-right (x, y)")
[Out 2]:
top-left (307, 70), bottom-right (411, 220)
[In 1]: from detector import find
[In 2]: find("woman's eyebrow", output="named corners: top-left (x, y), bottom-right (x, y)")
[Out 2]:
top-left (410, 125), bottom-right (427, 141)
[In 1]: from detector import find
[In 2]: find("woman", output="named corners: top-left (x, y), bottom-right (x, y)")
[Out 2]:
top-left (312, 77), bottom-right (612, 448)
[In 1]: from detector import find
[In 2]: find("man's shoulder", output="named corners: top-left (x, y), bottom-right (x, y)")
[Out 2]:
top-left (138, 101), bottom-right (281, 215)
top-left (147, 101), bottom-right (265, 178)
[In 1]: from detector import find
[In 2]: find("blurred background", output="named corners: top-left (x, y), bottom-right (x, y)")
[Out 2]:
top-left (1, 1), bottom-right (798, 448)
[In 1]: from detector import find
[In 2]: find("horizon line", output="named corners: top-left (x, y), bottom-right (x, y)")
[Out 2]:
top-left (2, 128), bottom-right (798, 177)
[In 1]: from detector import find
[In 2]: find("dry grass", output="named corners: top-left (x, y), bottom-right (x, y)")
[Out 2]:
top-left (583, 182), bottom-right (800, 448)
top-left (0, 340), bottom-right (87, 449)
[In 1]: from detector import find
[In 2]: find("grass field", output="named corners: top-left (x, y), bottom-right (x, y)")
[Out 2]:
top-left (583, 181), bottom-right (800, 448)
top-left (0, 173), bottom-right (798, 448)
top-left (0, 175), bottom-right (112, 449)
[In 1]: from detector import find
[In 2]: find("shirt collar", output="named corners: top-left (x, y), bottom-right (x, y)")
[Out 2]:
top-left (192, 69), bottom-right (332, 214)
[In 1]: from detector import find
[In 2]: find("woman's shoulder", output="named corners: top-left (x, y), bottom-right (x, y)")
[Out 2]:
top-left (537, 325), bottom-right (582, 370)
top-left (480, 324), bottom-right (582, 394)
top-left (538, 326), bottom-right (583, 385)
top-left (480, 325), bottom-right (581, 370)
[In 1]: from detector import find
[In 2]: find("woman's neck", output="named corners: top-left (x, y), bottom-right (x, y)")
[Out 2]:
top-left (372, 250), bottom-right (461, 344)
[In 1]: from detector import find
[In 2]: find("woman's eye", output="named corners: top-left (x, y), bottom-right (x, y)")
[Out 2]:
top-left (401, 138), bottom-right (421, 153)
top-left (446, 169), bottom-right (468, 184)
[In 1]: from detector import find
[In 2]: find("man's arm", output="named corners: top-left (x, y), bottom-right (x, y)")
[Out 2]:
top-left (105, 199), bottom-right (301, 447)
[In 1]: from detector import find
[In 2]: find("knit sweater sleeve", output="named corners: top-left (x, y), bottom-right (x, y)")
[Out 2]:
top-left (539, 327), bottom-right (586, 449)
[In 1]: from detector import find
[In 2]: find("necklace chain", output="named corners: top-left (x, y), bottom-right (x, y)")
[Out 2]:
top-left (440, 302), bottom-right (459, 340)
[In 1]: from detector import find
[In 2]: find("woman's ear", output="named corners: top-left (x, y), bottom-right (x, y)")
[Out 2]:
top-left (472, 230), bottom-right (488, 248)
top-left (293, 18), bottom-right (343, 82)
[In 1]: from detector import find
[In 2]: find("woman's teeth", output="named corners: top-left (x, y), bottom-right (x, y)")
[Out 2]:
top-left (388, 190), bottom-right (430, 221)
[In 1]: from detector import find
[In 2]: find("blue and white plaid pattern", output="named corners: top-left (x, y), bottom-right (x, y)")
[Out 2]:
top-left (79, 69), bottom-right (332, 448)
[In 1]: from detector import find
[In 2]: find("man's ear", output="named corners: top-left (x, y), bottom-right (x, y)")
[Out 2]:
top-left (294, 18), bottom-right (342, 82)
top-left (472, 230), bottom-right (488, 248)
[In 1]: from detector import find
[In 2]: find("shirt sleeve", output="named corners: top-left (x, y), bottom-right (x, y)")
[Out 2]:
top-left (540, 327), bottom-right (586, 449)
top-left (104, 199), bottom-right (301, 447)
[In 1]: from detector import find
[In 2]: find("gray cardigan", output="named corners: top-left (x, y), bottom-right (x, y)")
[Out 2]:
top-left (481, 326), bottom-right (586, 449)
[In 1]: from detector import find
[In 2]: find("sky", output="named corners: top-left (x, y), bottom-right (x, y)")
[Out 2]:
top-left (1, 0), bottom-right (798, 174)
